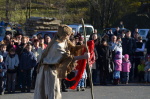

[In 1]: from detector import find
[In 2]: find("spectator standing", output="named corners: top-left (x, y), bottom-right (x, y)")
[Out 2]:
top-left (146, 34), bottom-right (150, 55)
top-left (76, 69), bottom-right (87, 91)
top-left (89, 33), bottom-right (98, 85)
top-left (119, 21), bottom-right (124, 29)
top-left (122, 54), bottom-right (131, 84)
top-left (5, 48), bottom-right (19, 93)
top-left (16, 36), bottom-right (28, 56)
top-left (44, 36), bottom-right (51, 45)
top-left (19, 44), bottom-right (37, 92)
top-left (134, 36), bottom-right (145, 80)
top-left (114, 27), bottom-right (121, 37)
top-left (113, 51), bottom-right (122, 85)
top-left (106, 29), bottom-right (114, 41)
top-left (97, 39), bottom-right (112, 85)
top-left (0, 55), bottom-right (7, 95)
top-left (32, 39), bottom-right (44, 88)
top-left (0, 44), bottom-right (8, 61)
top-left (39, 37), bottom-right (47, 49)
top-left (6, 38), bottom-right (17, 51)
top-left (122, 30), bottom-right (136, 81)
top-left (133, 32), bottom-right (139, 42)
top-left (137, 59), bottom-right (145, 82)
top-left (132, 28), bottom-right (139, 38)
top-left (144, 55), bottom-right (150, 83)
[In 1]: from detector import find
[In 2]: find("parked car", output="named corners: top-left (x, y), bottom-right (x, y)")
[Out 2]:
top-left (33, 31), bottom-right (57, 39)
top-left (68, 24), bottom-right (94, 40)
top-left (0, 26), bottom-right (6, 41)
top-left (138, 29), bottom-right (150, 41)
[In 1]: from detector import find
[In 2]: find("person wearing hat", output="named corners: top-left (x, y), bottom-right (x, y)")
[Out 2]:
top-left (34, 25), bottom-right (90, 99)
top-left (122, 54), bottom-right (131, 84)
top-left (0, 55), bottom-right (7, 95)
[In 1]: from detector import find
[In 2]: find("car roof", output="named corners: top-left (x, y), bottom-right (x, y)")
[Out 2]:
top-left (37, 31), bottom-right (57, 33)
top-left (68, 24), bottom-right (93, 26)
top-left (139, 29), bottom-right (150, 30)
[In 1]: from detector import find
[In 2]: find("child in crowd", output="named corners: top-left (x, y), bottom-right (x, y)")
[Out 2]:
top-left (144, 55), bottom-right (150, 83)
top-left (113, 51), bottom-right (122, 85)
top-left (19, 44), bottom-right (37, 92)
top-left (5, 48), bottom-right (19, 93)
top-left (0, 44), bottom-right (8, 61)
top-left (137, 59), bottom-right (145, 82)
top-left (0, 55), bottom-right (7, 95)
top-left (122, 54), bottom-right (131, 84)
top-left (77, 69), bottom-right (87, 91)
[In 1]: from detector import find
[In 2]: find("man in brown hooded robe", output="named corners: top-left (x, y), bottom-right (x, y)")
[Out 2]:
top-left (34, 25), bottom-right (89, 99)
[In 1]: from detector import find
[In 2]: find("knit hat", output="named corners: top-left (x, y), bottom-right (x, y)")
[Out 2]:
top-left (124, 54), bottom-right (129, 59)
top-left (0, 55), bottom-right (3, 60)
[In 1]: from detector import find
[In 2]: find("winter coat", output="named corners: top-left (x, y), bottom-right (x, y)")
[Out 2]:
top-left (146, 39), bottom-right (150, 55)
top-left (135, 42), bottom-right (145, 58)
top-left (122, 37), bottom-right (136, 55)
top-left (5, 54), bottom-right (19, 73)
top-left (122, 60), bottom-right (131, 72)
top-left (97, 45), bottom-right (112, 72)
top-left (19, 51), bottom-right (37, 70)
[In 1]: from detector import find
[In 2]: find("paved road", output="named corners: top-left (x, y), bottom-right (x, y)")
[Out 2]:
top-left (0, 83), bottom-right (150, 99)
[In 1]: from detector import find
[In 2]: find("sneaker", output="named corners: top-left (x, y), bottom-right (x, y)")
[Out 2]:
top-left (62, 89), bottom-right (68, 92)
top-left (125, 82), bottom-right (128, 84)
top-left (81, 87), bottom-right (85, 91)
top-left (77, 87), bottom-right (80, 91)
top-left (0, 92), bottom-right (4, 95)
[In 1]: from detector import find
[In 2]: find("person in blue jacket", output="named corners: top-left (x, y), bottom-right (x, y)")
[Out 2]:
top-left (19, 43), bottom-right (37, 92)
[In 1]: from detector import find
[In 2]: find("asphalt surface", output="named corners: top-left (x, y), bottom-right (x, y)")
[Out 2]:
top-left (0, 83), bottom-right (150, 99)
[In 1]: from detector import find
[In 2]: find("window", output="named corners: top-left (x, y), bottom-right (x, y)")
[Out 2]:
top-left (79, 27), bottom-right (93, 35)
top-left (139, 30), bottom-right (146, 36)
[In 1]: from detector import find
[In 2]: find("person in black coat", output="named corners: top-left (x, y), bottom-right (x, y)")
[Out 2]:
top-left (122, 30), bottom-right (136, 81)
top-left (146, 34), bottom-right (150, 55)
top-left (97, 39), bottom-right (112, 85)
top-left (113, 27), bottom-right (121, 37)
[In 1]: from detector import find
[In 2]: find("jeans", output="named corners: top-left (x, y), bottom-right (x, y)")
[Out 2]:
top-left (7, 73), bottom-right (16, 92)
top-left (77, 78), bottom-right (86, 87)
top-left (113, 71), bottom-right (120, 79)
top-left (0, 77), bottom-right (4, 93)
top-left (122, 72), bottom-right (129, 83)
top-left (20, 69), bottom-right (32, 90)
top-left (145, 71), bottom-right (150, 82)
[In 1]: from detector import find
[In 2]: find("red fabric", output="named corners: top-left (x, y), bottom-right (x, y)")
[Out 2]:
top-left (66, 40), bottom-right (95, 89)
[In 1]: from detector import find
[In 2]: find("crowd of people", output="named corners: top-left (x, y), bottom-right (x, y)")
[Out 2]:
top-left (0, 23), bottom-right (150, 96)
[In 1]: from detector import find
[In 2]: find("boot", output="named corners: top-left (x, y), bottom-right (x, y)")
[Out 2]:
top-left (113, 79), bottom-right (117, 85)
top-left (77, 87), bottom-right (80, 91)
top-left (117, 79), bottom-right (120, 85)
